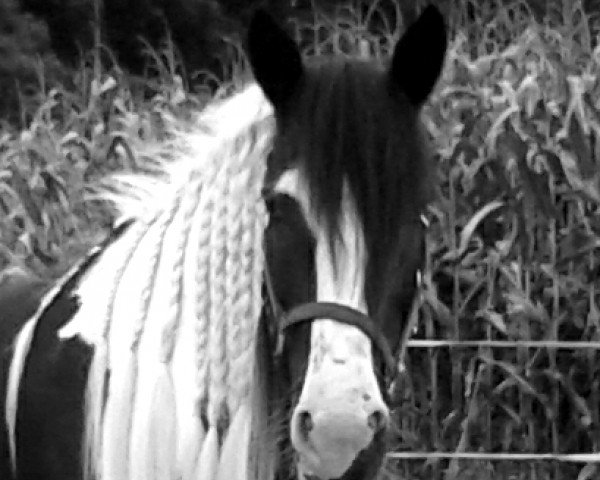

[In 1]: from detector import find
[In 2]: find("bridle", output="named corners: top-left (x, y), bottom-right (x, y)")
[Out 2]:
top-left (262, 215), bottom-right (428, 391)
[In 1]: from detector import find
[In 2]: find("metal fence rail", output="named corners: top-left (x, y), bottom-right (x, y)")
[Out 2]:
top-left (405, 339), bottom-right (600, 349)
top-left (386, 451), bottom-right (600, 463)
top-left (386, 339), bottom-right (600, 470)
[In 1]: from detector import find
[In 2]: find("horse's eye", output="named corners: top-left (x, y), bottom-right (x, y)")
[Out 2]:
top-left (263, 191), bottom-right (295, 221)
top-left (262, 188), bottom-right (277, 213)
top-left (265, 195), bottom-right (284, 218)
top-left (265, 196), bottom-right (276, 214)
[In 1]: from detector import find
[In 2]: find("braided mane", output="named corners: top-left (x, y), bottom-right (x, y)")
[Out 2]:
top-left (53, 84), bottom-right (276, 480)
top-left (97, 85), bottom-right (275, 222)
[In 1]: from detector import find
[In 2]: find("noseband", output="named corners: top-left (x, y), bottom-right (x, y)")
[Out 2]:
top-left (262, 215), bottom-right (428, 389)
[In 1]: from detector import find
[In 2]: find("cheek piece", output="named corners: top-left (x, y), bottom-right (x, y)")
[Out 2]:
top-left (263, 215), bottom-right (428, 392)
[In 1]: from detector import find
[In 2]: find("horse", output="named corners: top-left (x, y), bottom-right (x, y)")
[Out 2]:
top-left (1, 6), bottom-right (447, 480)
top-left (0, 268), bottom-right (49, 480)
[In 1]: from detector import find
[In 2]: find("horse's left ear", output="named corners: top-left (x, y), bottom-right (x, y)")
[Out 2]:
top-left (390, 5), bottom-right (447, 106)
top-left (246, 9), bottom-right (303, 108)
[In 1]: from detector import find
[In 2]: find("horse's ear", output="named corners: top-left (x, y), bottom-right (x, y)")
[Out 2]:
top-left (390, 5), bottom-right (447, 106)
top-left (247, 9), bottom-right (303, 108)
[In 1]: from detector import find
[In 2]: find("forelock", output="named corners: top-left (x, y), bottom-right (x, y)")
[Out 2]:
top-left (271, 57), bottom-right (432, 269)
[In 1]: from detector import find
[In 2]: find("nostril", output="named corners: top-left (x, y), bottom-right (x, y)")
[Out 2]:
top-left (297, 410), bottom-right (314, 440)
top-left (367, 410), bottom-right (388, 432)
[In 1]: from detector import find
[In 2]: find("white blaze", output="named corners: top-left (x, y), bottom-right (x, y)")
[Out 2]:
top-left (274, 169), bottom-right (388, 480)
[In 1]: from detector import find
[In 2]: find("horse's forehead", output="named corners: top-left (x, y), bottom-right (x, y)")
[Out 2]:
top-left (272, 167), bottom-right (367, 242)
top-left (273, 167), bottom-right (368, 302)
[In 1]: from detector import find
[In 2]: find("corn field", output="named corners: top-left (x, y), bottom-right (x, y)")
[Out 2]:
top-left (1, 1), bottom-right (600, 479)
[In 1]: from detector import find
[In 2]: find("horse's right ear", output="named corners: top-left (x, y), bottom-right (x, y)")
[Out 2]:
top-left (390, 5), bottom-right (447, 106)
top-left (246, 10), bottom-right (303, 108)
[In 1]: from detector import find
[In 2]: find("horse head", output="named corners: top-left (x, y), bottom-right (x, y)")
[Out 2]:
top-left (247, 6), bottom-right (447, 480)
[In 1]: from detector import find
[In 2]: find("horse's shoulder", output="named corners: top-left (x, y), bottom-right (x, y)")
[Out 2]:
top-left (0, 268), bottom-right (48, 352)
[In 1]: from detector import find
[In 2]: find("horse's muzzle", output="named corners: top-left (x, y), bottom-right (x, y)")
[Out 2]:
top-left (290, 360), bottom-right (389, 479)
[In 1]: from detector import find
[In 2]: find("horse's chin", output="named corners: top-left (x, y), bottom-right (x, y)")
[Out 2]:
top-left (296, 449), bottom-right (357, 480)
top-left (295, 435), bottom-right (386, 480)
top-left (297, 458), bottom-right (381, 480)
